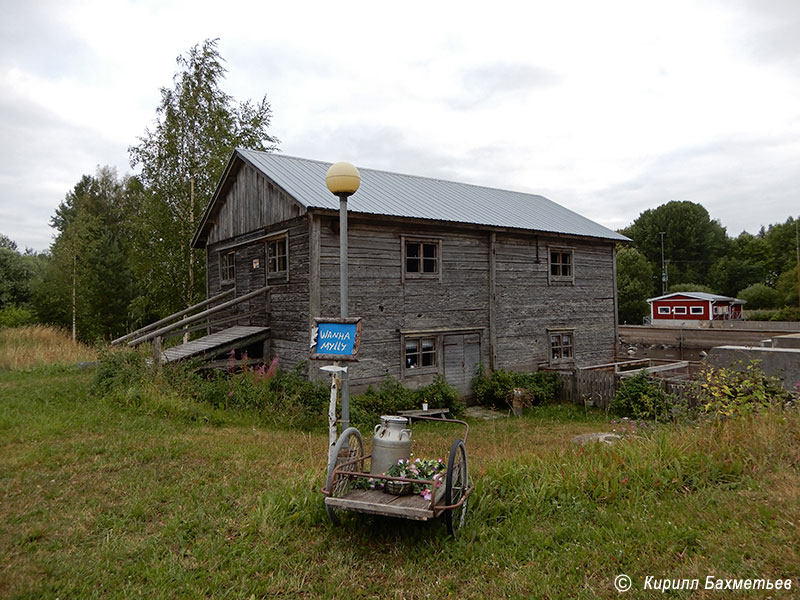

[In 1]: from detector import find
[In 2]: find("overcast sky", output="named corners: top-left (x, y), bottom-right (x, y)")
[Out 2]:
top-left (2, 0), bottom-right (799, 252)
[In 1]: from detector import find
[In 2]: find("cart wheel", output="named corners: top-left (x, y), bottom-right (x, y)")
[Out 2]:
top-left (325, 427), bottom-right (364, 525)
top-left (445, 438), bottom-right (468, 536)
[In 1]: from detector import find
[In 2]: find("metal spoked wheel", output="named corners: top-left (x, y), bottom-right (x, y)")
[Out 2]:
top-left (325, 427), bottom-right (364, 525)
top-left (444, 438), bottom-right (468, 536)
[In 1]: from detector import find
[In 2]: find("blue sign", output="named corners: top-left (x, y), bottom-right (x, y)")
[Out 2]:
top-left (311, 318), bottom-right (362, 361)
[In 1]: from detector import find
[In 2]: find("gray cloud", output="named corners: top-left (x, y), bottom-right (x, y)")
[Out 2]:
top-left (592, 133), bottom-right (800, 234)
top-left (450, 63), bottom-right (559, 109)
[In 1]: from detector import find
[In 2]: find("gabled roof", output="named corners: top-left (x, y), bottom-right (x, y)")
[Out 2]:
top-left (647, 292), bottom-right (746, 304)
top-left (193, 149), bottom-right (630, 246)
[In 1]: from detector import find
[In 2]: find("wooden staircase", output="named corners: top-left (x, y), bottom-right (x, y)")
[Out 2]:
top-left (111, 286), bottom-right (271, 366)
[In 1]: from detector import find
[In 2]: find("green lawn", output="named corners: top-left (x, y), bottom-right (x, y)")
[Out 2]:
top-left (1, 367), bottom-right (798, 599)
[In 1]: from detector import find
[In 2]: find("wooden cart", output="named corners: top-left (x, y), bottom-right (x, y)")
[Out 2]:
top-left (321, 417), bottom-right (472, 536)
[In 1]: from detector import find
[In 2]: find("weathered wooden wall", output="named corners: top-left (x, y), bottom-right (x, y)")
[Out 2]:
top-left (207, 163), bottom-right (304, 246)
top-left (312, 215), bottom-right (617, 394)
top-left (493, 235), bottom-right (617, 371)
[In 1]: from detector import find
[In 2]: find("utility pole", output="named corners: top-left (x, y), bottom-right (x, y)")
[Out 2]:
top-left (660, 231), bottom-right (668, 295)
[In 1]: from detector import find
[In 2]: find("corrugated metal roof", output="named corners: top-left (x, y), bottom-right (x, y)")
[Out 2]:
top-left (648, 292), bottom-right (746, 304)
top-left (237, 149), bottom-right (629, 242)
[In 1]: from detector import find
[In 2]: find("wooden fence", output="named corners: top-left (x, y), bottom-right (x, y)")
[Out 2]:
top-left (555, 367), bottom-right (692, 411)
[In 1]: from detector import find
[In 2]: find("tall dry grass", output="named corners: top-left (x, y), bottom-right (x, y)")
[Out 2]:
top-left (0, 325), bottom-right (97, 370)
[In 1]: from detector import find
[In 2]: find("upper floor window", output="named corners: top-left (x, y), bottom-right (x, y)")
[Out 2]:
top-left (266, 236), bottom-right (288, 277)
top-left (220, 251), bottom-right (235, 284)
top-left (405, 239), bottom-right (439, 276)
top-left (549, 248), bottom-right (574, 283)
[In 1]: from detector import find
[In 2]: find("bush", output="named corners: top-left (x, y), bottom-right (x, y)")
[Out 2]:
top-left (747, 306), bottom-right (800, 322)
top-left (0, 306), bottom-right (37, 328)
top-left (610, 372), bottom-right (674, 421)
top-left (737, 283), bottom-right (781, 309)
top-left (472, 365), bottom-right (561, 408)
top-left (90, 348), bottom-right (150, 405)
top-left (350, 375), bottom-right (464, 427)
top-left (690, 360), bottom-right (789, 418)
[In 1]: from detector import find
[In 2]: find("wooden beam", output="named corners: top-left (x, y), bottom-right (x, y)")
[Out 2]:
top-left (617, 361), bottom-right (690, 377)
top-left (111, 288), bottom-right (235, 345)
top-left (127, 286), bottom-right (271, 347)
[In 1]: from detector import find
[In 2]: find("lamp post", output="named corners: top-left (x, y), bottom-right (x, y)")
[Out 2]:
top-left (325, 161), bottom-right (360, 431)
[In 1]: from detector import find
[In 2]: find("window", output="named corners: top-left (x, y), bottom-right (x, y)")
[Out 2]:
top-left (657, 306), bottom-right (670, 315)
top-left (550, 331), bottom-right (574, 362)
top-left (405, 239), bottom-right (439, 276)
top-left (548, 248), bottom-right (574, 283)
top-left (673, 306), bottom-right (687, 315)
top-left (220, 251), bottom-right (235, 284)
top-left (405, 337), bottom-right (436, 369)
top-left (266, 236), bottom-right (288, 276)
top-left (690, 306), bottom-right (703, 315)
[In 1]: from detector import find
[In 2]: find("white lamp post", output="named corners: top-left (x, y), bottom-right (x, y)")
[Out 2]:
top-left (325, 161), bottom-right (360, 430)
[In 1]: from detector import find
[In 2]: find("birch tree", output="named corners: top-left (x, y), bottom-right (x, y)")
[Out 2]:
top-left (129, 39), bottom-right (279, 318)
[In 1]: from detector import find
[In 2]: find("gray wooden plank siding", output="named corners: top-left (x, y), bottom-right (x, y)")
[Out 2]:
top-left (314, 217), bottom-right (615, 390)
top-left (207, 164), bottom-right (304, 246)
top-left (493, 237), bottom-right (616, 371)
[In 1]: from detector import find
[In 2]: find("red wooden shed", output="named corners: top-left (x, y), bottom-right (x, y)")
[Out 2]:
top-left (648, 292), bottom-right (745, 322)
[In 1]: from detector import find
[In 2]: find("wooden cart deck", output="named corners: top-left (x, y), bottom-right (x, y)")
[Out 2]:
top-left (325, 487), bottom-right (445, 521)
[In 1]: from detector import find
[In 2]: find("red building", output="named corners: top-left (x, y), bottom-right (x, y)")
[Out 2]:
top-left (648, 292), bottom-right (745, 322)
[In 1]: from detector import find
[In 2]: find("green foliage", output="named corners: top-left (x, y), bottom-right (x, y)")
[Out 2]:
top-left (350, 374), bottom-right (464, 427)
top-left (620, 201), bottom-right (729, 286)
top-left (668, 283), bottom-right (714, 294)
top-left (708, 256), bottom-right (765, 297)
top-left (200, 362), bottom-right (328, 428)
top-left (747, 306), bottom-right (800, 321)
top-left (472, 365), bottom-right (562, 408)
top-left (775, 266), bottom-right (799, 307)
top-left (737, 283), bottom-right (782, 309)
top-left (0, 306), bottom-right (37, 328)
top-left (91, 348), bottom-right (149, 400)
top-left (690, 361), bottom-right (789, 418)
top-left (610, 372), bottom-right (674, 421)
top-left (616, 246), bottom-right (653, 324)
top-left (129, 39), bottom-right (279, 317)
top-left (37, 168), bottom-right (137, 342)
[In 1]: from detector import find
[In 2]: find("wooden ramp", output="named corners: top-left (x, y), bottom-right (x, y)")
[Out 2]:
top-left (160, 326), bottom-right (270, 364)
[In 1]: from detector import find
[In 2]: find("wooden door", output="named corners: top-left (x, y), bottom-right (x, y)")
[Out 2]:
top-left (443, 333), bottom-right (481, 397)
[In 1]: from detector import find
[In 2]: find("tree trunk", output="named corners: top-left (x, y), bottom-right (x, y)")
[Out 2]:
top-left (72, 254), bottom-right (77, 343)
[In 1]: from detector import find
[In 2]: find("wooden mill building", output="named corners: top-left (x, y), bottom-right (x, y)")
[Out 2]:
top-left (190, 149), bottom-right (629, 396)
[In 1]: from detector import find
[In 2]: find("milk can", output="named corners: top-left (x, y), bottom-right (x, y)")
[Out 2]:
top-left (370, 415), bottom-right (412, 475)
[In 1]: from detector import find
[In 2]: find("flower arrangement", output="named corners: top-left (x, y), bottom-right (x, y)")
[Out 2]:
top-left (387, 457), bottom-right (447, 501)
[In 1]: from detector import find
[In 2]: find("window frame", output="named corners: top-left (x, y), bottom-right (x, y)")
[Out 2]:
top-left (690, 306), bottom-right (704, 315)
top-left (220, 250), bottom-right (236, 285)
top-left (548, 329), bottom-right (575, 365)
top-left (657, 306), bottom-right (671, 315)
top-left (265, 234), bottom-right (289, 281)
top-left (673, 306), bottom-right (687, 315)
top-left (401, 236), bottom-right (442, 282)
top-left (547, 246), bottom-right (574, 285)
top-left (403, 335), bottom-right (438, 373)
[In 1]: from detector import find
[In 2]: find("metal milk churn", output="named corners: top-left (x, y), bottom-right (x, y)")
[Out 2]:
top-left (370, 415), bottom-right (412, 475)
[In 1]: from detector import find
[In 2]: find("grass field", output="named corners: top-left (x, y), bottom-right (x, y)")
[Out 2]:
top-left (2, 362), bottom-right (799, 598)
